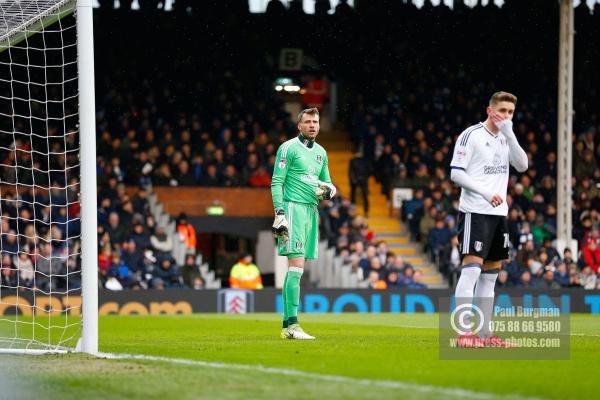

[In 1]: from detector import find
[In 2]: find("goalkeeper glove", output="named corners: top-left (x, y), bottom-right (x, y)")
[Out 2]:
top-left (316, 181), bottom-right (336, 200)
top-left (272, 209), bottom-right (289, 240)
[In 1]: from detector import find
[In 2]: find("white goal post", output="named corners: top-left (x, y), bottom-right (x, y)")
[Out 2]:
top-left (0, 0), bottom-right (97, 354)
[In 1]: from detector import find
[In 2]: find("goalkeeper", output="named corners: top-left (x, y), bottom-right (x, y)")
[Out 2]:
top-left (271, 107), bottom-right (336, 340)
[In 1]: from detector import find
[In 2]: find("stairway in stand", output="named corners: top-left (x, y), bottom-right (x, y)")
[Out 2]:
top-left (320, 129), bottom-right (446, 288)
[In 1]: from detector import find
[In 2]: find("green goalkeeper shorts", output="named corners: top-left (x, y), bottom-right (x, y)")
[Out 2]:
top-left (277, 201), bottom-right (319, 260)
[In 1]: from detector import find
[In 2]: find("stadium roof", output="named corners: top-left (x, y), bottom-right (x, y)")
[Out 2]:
top-left (248, 0), bottom-right (600, 14)
top-left (413, 0), bottom-right (599, 12)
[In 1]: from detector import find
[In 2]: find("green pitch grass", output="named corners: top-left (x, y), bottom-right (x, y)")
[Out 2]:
top-left (2, 313), bottom-right (599, 400)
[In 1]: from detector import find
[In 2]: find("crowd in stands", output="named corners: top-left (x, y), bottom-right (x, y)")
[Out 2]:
top-left (345, 13), bottom-right (600, 290)
top-left (96, 183), bottom-right (204, 290)
top-left (3, 1), bottom-right (600, 291)
top-left (319, 197), bottom-right (427, 289)
top-left (0, 182), bottom-right (209, 291)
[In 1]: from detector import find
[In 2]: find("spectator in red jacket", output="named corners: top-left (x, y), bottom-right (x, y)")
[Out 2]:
top-left (582, 240), bottom-right (600, 273)
top-left (248, 166), bottom-right (272, 187)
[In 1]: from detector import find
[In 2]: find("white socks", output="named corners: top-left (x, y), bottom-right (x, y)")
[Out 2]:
top-left (454, 263), bottom-right (482, 335)
top-left (455, 264), bottom-right (500, 338)
top-left (474, 269), bottom-right (499, 338)
top-left (455, 263), bottom-right (482, 299)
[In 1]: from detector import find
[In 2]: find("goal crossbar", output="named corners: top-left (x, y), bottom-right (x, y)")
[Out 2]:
top-left (0, 0), bottom-right (75, 51)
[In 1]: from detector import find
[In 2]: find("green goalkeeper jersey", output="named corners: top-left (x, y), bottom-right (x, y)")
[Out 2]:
top-left (271, 135), bottom-right (332, 212)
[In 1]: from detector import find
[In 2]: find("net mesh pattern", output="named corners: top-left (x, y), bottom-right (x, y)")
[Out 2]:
top-left (0, 0), bottom-right (81, 351)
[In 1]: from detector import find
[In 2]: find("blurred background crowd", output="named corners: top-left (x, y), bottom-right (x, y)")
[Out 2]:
top-left (1, 0), bottom-right (599, 291)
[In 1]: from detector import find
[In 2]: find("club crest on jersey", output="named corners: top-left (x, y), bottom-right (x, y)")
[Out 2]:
top-left (295, 241), bottom-right (303, 251)
top-left (493, 154), bottom-right (501, 166)
top-left (316, 155), bottom-right (323, 164)
top-left (474, 241), bottom-right (483, 252)
top-left (279, 159), bottom-right (287, 169)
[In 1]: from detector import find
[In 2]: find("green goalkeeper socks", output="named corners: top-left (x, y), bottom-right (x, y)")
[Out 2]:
top-left (282, 272), bottom-right (289, 328)
top-left (283, 267), bottom-right (303, 327)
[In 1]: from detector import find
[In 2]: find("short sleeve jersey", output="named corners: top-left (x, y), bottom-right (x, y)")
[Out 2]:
top-left (450, 122), bottom-right (510, 216)
top-left (271, 136), bottom-right (332, 210)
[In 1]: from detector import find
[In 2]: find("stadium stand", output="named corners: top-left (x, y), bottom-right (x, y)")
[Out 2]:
top-left (4, 1), bottom-right (599, 291)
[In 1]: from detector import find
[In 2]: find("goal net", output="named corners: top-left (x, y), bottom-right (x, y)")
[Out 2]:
top-left (0, 0), bottom-right (97, 354)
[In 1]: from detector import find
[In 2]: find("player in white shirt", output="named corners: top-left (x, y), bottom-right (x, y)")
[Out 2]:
top-left (449, 91), bottom-right (528, 347)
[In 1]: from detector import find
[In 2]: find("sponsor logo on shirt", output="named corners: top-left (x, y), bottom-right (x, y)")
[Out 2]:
top-left (483, 165), bottom-right (508, 175)
top-left (301, 174), bottom-right (318, 183)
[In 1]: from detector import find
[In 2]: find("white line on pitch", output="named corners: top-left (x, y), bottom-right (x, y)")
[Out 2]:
top-left (394, 325), bottom-right (600, 337)
top-left (570, 333), bottom-right (600, 337)
top-left (96, 352), bottom-right (545, 400)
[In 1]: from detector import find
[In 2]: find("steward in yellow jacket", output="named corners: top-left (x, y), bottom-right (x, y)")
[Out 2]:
top-left (229, 253), bottom-right (263, 290)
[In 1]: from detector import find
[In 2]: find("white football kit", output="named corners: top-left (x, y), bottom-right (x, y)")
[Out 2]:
top-left (450, 122), bottom-right (510, 216)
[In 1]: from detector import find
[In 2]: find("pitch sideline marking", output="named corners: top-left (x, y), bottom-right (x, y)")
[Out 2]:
top-left (97, 352), bottom-right (545, 400)
top-left (392, 325), bottom-right (600, 337)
